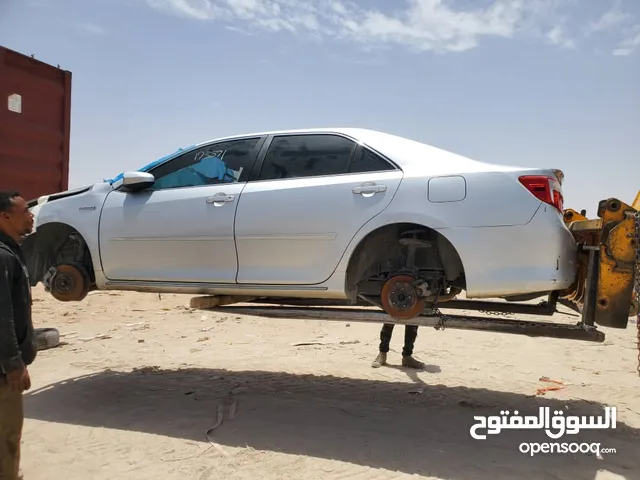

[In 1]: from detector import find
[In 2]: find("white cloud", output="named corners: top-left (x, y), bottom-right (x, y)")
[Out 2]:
top-left (579, 1), bottom-right (640, 57)
top-left (585, 0), bottom-right (630, 35)
top-left (612, 25), bottom-right (640, 56)
top-left (144, 0), bottom-right (584, 53)
top-left (546, 25), bottom-right (575, 49)
top-left (78, 22), bottom-right (106, 35)
top-left (145, 0), bottom-right (222, 20)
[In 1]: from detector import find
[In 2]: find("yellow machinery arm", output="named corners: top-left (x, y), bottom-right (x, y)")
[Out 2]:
top-left (561, 191), bottom-right (640, 375)
top-left (561, 191), bottom-right (640, 328)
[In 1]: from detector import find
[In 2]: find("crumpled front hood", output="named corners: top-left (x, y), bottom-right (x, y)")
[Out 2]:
top-left (28, 185), bottom-right (93, 208)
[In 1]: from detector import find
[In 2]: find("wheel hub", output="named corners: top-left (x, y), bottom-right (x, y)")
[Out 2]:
top-left (49, 264), bottom-right (90, 302)
top-left (380, 274), bottom-right (426, 320)
top-left (53, 273), bottom-right (75, 293)
top-left (388, 283), bottom-right (416, 310)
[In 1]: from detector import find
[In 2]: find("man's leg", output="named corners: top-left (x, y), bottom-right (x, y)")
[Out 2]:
top-left (402, 325), bottom-right (426, 369)
top-left (0, 379), bottom-right (23, 480)
top-left (372, 323), bottom-right (394, 368)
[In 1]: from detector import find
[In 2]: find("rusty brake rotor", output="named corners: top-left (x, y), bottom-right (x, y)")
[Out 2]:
top-left (380, 274), bottom-right (426, 320)
top-left (50, 264), bottom-right (90, 302)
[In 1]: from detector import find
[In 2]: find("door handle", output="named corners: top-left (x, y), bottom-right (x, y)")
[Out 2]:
top-left (206, 194), bottom-right (235, 204)
top-left (352, 184), bottom-right (387, 195)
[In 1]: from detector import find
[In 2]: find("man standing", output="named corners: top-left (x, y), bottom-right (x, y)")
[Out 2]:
top-left (0, 191), bottom-right (36, 480)
top-left (371, 323), bottom-right (426, 369)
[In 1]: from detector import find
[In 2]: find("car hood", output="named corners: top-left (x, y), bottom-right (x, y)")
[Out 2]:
top-left (27, 185), bottom-right (93, 208)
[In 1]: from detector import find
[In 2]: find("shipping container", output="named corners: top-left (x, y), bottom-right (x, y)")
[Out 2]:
top-left (0, 45), bottom-right (71, 201)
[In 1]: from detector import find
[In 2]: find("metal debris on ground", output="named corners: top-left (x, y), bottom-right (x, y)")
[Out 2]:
top-left (78, 334), bottom-right (112, 342)
top-left (536, 376), bottom-right (567, 396)
top-left (126, 322), bottom-right (150, 331)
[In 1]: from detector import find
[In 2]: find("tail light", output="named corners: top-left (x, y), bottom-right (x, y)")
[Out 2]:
top-left (518, 175), bottom-right (564, 212)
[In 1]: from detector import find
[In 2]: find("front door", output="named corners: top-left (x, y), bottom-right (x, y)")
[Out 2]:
top-left (99, 136), bottom-right (265, 283)
top-left (234, 133), bottom-right (403, 285)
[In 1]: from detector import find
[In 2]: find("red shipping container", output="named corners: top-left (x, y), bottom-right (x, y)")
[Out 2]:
top-left (0, 45), bottom-right (71, 201)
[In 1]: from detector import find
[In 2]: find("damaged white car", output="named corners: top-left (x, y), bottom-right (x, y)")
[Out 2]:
top-left (22, 127), bottom-right (577, 319)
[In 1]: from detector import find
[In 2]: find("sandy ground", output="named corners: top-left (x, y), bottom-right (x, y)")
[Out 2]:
top-left (18, 285), bottom-right (640, 480)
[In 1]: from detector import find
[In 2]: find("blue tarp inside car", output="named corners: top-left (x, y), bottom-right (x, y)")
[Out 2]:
top-left (105, 145), bottom-right (196, 184)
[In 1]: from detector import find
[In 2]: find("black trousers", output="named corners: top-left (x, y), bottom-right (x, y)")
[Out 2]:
top-left (379, 323), bottom-right (418, 357)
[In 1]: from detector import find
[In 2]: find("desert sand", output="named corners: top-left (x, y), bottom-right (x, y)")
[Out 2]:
top-left (19, 286), bottom-right (640, 480)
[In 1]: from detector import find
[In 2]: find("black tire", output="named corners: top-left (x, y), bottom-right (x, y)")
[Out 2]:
top-left (35, 327), bottom-right (60, 351)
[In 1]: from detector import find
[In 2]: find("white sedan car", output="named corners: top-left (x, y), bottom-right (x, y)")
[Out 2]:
top-left (23, 128), bottom-right (577, 319)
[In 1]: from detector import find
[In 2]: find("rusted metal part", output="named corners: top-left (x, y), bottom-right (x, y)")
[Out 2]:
top-left (435, 286), bottom-right (463, 302)
top-left (560, 216), bottom-right (602, 309)
top-left (0, 46), bottom-right (72, 201)
top-left (380, 274), bottom-right (425, 319)
top-left (580, 248), bottom-right (600, 327)
top-left (250, 294), bottom-right (559, 316)
top-left (567, 218), bottom-right (603, 233)
top-left (439, 293), bottom-right (558, 316)
top-left (47, 263), bottom-right (90, 302)
top-left (213, 305), bottom-right (605, 342)
top-left (249, 297), bottom-right (370, 307)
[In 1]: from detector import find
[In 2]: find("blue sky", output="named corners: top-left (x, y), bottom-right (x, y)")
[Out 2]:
top-left (1, 0), bottom-right (638, 214)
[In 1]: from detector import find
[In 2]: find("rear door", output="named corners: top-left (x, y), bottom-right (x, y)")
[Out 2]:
top-left (234, 133), bottom-right (403, 285)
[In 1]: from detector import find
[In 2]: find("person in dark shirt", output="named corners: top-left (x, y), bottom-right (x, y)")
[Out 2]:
top-left (0, 191), bottom-right (36, 480)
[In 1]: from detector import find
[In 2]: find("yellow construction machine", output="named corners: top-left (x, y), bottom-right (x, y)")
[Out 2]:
top-left (561, 191), bottom-right (640, 374)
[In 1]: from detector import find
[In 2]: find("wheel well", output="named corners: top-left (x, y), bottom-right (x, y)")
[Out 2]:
top-left (22, 222), bottom-right (95, 287)
top-left (345, 223), bottom-right (466, 301)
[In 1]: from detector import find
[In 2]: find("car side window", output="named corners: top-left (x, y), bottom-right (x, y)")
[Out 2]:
top-left (258, 134), bottom-right (356, 181)
top-left (148, 137), bottom-right (262, 191)
top-left (348, 146), bottom-right (396, 173)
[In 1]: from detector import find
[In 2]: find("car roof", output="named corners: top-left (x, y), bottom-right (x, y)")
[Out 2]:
top-left (193, 127), bottom-right (380, 145)
top-left (193, 127), bottom-right (523, 174)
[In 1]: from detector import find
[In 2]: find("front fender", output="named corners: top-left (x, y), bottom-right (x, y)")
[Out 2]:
top-left (25, 184), bottom-right (110, 283)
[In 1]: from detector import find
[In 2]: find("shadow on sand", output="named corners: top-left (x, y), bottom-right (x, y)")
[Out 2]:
top-left (25, 367), bottom-right (639, 479)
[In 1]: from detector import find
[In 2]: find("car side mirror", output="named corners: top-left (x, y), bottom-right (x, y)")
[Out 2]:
top-left (114, 171), bottom-right (156, 192)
